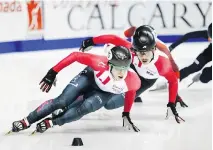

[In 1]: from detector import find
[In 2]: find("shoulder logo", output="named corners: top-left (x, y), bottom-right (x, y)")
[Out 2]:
top-left (98, 62), bottom-right (107, 68)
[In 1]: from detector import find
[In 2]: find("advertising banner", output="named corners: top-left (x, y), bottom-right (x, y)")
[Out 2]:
top-left (0, 0), bottom-right (44, 42)
top-left (44, 1), bottom-right (212, 40)
top-left (26, 0), bottom-right (44, 39)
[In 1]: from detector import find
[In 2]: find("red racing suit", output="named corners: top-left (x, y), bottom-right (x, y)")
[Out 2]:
top-left (52, 52), bottom-right (141, 112)
top-left (92, 35), bottom-right (178, 103)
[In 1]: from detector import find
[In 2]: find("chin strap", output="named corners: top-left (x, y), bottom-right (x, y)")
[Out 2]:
top-left (149, 51), bottom-right (154, 62)
top-left (109, 64), bottom-right (116, 80)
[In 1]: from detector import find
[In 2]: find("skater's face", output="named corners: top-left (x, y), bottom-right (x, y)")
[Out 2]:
top-left (111, 66), bottom-right (128, 81)
top-left (136, 50), bottom-right (154, 65)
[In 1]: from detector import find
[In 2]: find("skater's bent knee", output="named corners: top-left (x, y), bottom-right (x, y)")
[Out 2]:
top-left (104, 102), bottom-right (115, 110)
top-left (200, 67), bottom-right (212, 83)
top-left (200, 75), bottom-right (211, 83)
top-left (78, 101), bottom-right (94, 115)
top-left (54, 95), bottom-right (70, 108)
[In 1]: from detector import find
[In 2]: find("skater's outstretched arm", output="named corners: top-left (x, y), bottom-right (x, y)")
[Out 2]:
top-left (169, 30), bottom-right (208, 51)
top-left (53, 52), bottom-right (107, 72)
top-left (156, 56), bottom-right (178, 104)
top-left (79, 34), bottom-right (132, 52)
top-left (93, 35), bottom-right (132, 48)
top-left (156, 56), bottom-right (185, 123)
top-left (156, 39), bottom-right (179, 73)
top-left (122, 71), bottom-right (141, 132)
top-left (40, 52), bottom-right (107, 93)
top-left (123, 71), bottom-right (141, 112)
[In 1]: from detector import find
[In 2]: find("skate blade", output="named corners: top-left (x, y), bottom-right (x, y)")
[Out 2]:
top-left (5, 130), bottom-right (12, 135)
top-left (29, 130), bottom-right (37, 136)
top-left (187, 81), bottom-right (194, 87)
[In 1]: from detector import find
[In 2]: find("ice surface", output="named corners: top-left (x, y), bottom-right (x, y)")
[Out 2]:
top-left (0, 43), bottom-right (211, 150)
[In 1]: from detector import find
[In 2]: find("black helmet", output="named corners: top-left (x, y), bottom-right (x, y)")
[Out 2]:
top-left (208, 23), bottom-right (212, 39)
top-left (132, 25), bottom-right (156, 52)
top-left (107, 45), bottom-right (132, 69)
top-left (139, 25), bottom-right (157, 38)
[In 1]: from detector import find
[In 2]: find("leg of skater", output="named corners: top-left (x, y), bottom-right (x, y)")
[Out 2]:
top-left (35, 90), bottom-right (113, 133)
top-left (180, 44), bottom-right (212, 81)
top-left (200, 66), bottom-right (212, 83)
top-left (11, 67), bottom-right (94, 132)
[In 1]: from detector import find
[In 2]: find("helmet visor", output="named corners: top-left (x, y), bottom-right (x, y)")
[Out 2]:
top-left (109, 63), bottom-right (130, 71)
top-left (110, 64), bottom-right (129, 81)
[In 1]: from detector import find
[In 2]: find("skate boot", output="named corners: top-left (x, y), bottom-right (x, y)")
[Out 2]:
top-left (51, 109), bottom-right (64, 119)
top-left (36, 118), bottom-right (54, 133)
top-left (134, 97), bottom-right (142, 103)
top-left (12, 118), bottom-right (30, 132)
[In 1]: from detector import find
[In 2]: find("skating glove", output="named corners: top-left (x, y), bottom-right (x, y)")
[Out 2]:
top-left (79, 38), bottom-right (95, 52)
top-left (166, 102), bottom-right (185, 123)
top-left (175, 94), bottom-right (188, 108)
top-left (122, 112), bottom-right (140, 132)
top-left (39, 68), bottom-right (57, 93)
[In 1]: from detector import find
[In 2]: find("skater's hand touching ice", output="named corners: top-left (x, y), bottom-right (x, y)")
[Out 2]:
top-left (175, 94), bottom-right (188, 108)
top-left (122, 112), bottom-right (140, 132)
top-left (166, 102), bottom-right (185, 123)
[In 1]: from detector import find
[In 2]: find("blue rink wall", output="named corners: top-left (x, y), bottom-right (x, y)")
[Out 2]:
top-left (0, 35), bottom-right (208, 54)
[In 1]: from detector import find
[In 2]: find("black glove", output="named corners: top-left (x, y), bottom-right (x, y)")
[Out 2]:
top-left (122, 112), bottom-right (140, 132)
top-left (166, 102), bottom-right (185, 123)
top-left (175, 94), bottom-right (188, 108)
top-left (79, 38), bottom-right (95, 52)
top-left (39, 68), bottom-right (58, 93)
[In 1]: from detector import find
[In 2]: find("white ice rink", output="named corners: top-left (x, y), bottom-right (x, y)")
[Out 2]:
top-left (0, 43), bottom-right (211, 150)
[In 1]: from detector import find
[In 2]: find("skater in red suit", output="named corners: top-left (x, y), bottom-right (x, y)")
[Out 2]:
top-left (80, 25), bottom-right (186, 123)
top-left (11, 45), bottom-right (141, 133)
